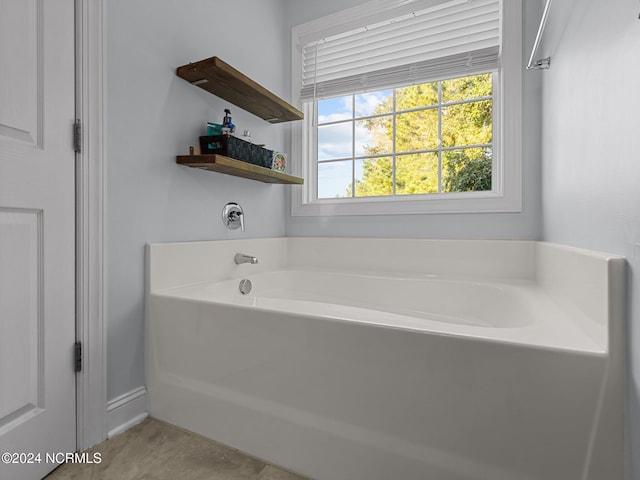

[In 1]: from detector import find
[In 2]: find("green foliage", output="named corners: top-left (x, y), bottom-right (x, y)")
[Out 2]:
top-left (348, 74), bottom-right (493, 197)
top-left (443, 149), bottom-right (492, 192)
top-left (353, 157), bottom-right (393, 197)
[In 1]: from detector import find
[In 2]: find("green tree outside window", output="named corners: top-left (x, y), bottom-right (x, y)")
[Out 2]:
top-left (334, 74), bottom-right (494, 198)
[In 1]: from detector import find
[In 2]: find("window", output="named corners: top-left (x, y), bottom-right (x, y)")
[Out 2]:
top-left (316, 74), bottom-right (494, 199)
top-left (291, 0), bottom-right (522, 216)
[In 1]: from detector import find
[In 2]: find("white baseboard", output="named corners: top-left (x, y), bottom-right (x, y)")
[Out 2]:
top-left (106, 386), bottom-right (149, 438)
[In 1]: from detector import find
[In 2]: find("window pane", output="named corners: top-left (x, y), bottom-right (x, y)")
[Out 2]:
top-left (442, 74), bottom-right (493, 103)
top-left (442, 148), bottom-right (492, 192)
top-left (396, 81), bottom-right (438, 110)
top-left (318, 122), bottom-right (353, 161)
top-left (318, 160), bottom-right (353, 198)
top-left (355, 90), bottom-right (393, 117)
top-left (441, 100), bottom-right (492, 148)
top-left (313, 72), bottom-right (496, 202)
top-left (318, 95), bottom-right (352, 123)
top-left (354, 157), bottom-right (393, 197)
top-left (356, 116), bottom-right (393, 156)
top-left (396, 153), bottom-right (438, 195)
top-left (396, 109), bottom-right (439, 152)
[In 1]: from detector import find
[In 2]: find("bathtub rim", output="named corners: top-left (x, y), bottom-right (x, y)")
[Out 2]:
top-left (147, 238), bottom-right (626, 357)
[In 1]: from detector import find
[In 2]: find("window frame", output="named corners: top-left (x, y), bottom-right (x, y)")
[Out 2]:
top-left (290, 0), bottom-right (522, 216)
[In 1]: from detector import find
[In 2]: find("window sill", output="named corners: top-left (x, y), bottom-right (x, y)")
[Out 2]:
top-left (291, 190), bottom-right (522, 216)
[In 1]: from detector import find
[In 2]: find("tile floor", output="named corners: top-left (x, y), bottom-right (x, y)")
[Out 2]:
top-left (45, 417), bottom-right (309, 480)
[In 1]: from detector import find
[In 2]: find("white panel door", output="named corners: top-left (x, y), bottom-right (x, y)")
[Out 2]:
top-left (0, 0), bottom-right (76, 479)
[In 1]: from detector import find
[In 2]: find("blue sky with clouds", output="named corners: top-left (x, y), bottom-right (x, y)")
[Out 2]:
top-left (316, 90), bottom-right (392, 198)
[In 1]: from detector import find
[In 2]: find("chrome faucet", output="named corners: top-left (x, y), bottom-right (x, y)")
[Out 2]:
top-left (234, 253), bottom-right (258, 265)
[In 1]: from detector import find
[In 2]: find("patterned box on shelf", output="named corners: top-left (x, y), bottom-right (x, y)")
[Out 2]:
top-left (199, 135), bottom-right (273, 169)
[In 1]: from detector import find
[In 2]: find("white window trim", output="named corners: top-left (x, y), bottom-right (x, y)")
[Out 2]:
top-left (290, 0), bottom-right (522, 216)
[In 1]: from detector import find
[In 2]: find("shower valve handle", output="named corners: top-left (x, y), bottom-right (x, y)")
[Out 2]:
top-left (222, 202), bottom-right (245, 232)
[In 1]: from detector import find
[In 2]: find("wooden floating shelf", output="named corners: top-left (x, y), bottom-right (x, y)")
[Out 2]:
top-left (176, 56), bottom-right (304, 124)
top-left (177, 154), bottom-right (304, 185)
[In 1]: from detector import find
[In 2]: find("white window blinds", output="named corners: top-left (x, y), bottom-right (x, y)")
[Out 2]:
top-left (300, 0), bottom-right (502, 100)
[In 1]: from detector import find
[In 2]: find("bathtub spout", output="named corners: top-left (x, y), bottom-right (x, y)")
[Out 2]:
top-left (234, 253), bottom-right (258, 265)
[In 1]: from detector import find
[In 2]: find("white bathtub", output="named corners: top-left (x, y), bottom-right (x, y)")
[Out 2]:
top-left (147, 238), bottom-right (626, 480)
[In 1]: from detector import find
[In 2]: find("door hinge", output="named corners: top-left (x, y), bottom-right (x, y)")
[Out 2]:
top-left (74, 341), bottom-right (82, 372)
top-left (73, 119), bottom-right (82, 153)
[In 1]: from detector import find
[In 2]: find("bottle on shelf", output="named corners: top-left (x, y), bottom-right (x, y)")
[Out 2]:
top-left (221, 108), bottom-right (235, 135)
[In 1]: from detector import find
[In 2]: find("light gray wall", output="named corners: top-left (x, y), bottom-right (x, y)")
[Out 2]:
top-left (283, 0), bottom-right (543, 240)
top-left (106, 0), bottom-right (288, 400)
top-left (540, 0), bottom-right (640, 478)
top-left (283, 0), bottom-right (372, 26)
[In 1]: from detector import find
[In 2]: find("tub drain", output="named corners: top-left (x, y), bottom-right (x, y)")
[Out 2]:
top-left (239, 278), bottom-right (252, 295)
